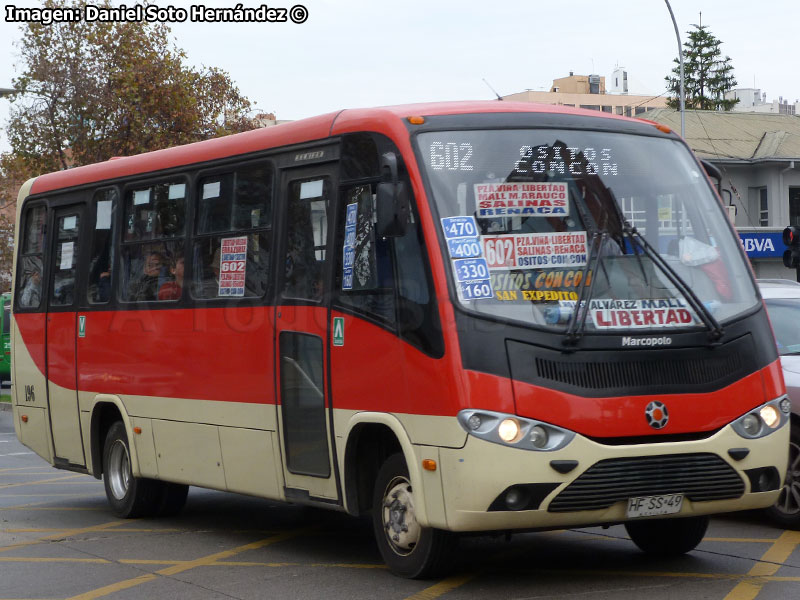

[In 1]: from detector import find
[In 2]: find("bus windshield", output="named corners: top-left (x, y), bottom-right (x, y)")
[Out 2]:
top-left (417, 129), bottom-right (758, 333)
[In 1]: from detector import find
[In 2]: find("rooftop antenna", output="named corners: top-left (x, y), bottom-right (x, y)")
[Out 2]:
top-left (482, 78), bottom-right (503, 101)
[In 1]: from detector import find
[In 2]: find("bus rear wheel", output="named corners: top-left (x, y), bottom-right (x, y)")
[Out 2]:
top-left (102, 421), bottom-right (164, 518)
top-left (371, 453), bottom-right (455, 578)
top-left (625, 515), bottom-right (709, 556)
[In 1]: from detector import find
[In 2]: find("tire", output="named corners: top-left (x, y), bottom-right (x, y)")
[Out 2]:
top-left (102, 421), bottom-right (162, 518)
top-left (625, 515), bottom-right (709, 556)
top-left (157, 482), bottom-right (189, 517)
top-left (765, 422), bottom-right (800, 529)
top-left (371, 453), bottom-right (456, 579)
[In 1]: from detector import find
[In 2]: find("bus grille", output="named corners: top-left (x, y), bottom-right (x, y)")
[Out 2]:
top-left (533, 352), bottom-right (740, 391)
top-left (547, 453), bottom-right (744, 513)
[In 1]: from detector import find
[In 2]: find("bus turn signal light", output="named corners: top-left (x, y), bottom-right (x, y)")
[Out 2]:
top-left (422, 459), bottom-right (437, 471)
top-left (21, 415), bottom-right (28, 423)
top-left (133, 427), bottom-right (142, 435)
top-left (407, 116), bottom-right (425, 125)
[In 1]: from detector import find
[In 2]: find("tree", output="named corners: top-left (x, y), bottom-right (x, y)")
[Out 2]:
top-left (665, 23), bottom-right (738, 111)
top-left (0, 0), bottom-right (260, 287)
top-left (4, 0), bottom-right (257, 176)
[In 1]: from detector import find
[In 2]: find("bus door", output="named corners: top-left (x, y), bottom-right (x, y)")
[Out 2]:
top-left (45, 204), bottom-right (86, 467)
top-left (274, 163), bottom-right (339, 503)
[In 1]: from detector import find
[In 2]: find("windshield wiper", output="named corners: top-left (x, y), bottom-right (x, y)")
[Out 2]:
top-left (603, 189), bottom-right (724, 342)
top-left (564, 231), bottom-right (606, 345)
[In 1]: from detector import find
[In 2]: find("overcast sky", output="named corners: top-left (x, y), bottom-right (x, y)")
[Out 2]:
top-left (1, 0), bottom-right (798, 156)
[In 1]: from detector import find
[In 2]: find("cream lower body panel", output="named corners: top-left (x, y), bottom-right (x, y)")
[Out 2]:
top-left (438, 421), bottom-right (789, 532)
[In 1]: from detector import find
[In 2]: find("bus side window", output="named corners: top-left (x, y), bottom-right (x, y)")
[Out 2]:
top-left (87, 189), bottom-right (118, 304)
top-left (120, 181), bottom-right (186, 303)
top-left (193, 163), bottom-right (273, 300)
top-left (16, 205), bottom-right (47, 310)
top-left (335, 184), bottom-right (394, 323)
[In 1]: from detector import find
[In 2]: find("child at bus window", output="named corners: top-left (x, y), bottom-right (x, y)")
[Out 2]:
top-left (158, 256), bottom-right (184, 301)
top-left (129, 251), bottom-right (165, 301)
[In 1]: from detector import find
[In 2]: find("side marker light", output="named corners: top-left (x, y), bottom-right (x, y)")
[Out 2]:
top-left (407, 116), bottom-right (425, 125)
top-left (21, 415), bottom-right (28, 423)
top-left (133, 427), bottom-right (142, 435)
top-left (422, 459), bottom-right (437, 471)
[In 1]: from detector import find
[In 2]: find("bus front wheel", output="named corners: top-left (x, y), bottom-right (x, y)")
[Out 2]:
top-left (625, 515), bottom-right (709, 556)
top-left (371, 453), bottom-right (456, 578)
top-left (102, 421), bottom-right (164, 518)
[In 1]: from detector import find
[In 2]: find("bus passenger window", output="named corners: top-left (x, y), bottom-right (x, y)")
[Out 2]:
top-left (87, 189), bottom-right (117, 304)
top-left (192, 163), bottom-right (273, 300)
top-left (16, 206), bottom-right (46, 310)
top-left (121, 180), bottom-right (186, 303)
top-left (18, 256), bottom-right (43, 309)
top-left (123, 182), bottom-right (186, 242)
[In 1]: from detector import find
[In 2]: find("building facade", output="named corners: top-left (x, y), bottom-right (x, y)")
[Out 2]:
top-left (646, 109), bottom-right (800, 279)
top-left (503, 73), bottom-right (667, 118)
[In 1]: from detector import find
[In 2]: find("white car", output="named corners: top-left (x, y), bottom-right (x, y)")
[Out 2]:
top-left (757, 279), bottom-right (800, 529)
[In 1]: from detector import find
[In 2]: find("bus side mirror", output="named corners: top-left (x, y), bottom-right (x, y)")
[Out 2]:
top-left (376, 152), bottom-right (410, 238)
top-left (700, 159), bottom-right (722, 194)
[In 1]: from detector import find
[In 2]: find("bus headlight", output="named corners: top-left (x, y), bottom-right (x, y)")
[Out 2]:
top-left (732, 397), bottom-right (789, 439)
top-left (530, 425), bottom-right (548, 448)
top-left (498, 418), bottom-right (521, 443)
top-left (457, 410), bottom-right (575, 452)
top-left (759, 405), bottom-right (780, 429)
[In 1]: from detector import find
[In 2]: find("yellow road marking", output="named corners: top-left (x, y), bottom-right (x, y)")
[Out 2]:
top-left (723, 530), bottom-right (800, 600)
top-left (67, 528), bottom-right (311, 600)
top-left (0, 520), bottom-right (126, 554)
top-left (0, 474), bottom-right (89, 490)
top-left (403, 573), bottom-right (476, 600)
top-left (0, 466), bottom-right (54, 473)
top-left (0, 556), bottom-right (108, 564)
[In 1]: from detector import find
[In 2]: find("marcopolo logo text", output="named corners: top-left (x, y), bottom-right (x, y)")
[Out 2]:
top-left (621, 336), bottom-right (673, 347)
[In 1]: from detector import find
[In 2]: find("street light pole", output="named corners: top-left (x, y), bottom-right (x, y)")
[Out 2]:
top-left (0, 88), bottom-right (19, 98)
top-left (664, 0), bottom-right (685, 138)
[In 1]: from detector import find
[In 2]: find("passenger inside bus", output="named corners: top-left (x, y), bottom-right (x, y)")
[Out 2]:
top-left (128, 251), bottom-right (165, 301)
top-left (158, 256), bottom-right (185, 300)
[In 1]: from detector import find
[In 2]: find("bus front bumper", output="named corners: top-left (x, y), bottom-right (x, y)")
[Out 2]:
top-left (436, 422), bottom-right (789, 532)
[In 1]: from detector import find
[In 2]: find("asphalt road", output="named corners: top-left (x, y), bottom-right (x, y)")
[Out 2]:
top-left (1, 408), bottom-right (800, 600)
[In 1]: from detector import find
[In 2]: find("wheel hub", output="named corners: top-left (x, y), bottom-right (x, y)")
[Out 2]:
top-left (382, 478), bottom-right (421, 555)
top-left (108, 440), bottom-right (131, 501)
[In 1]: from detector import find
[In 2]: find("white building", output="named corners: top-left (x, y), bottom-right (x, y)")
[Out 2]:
top-left (725, 88), bottom-right (799, 115)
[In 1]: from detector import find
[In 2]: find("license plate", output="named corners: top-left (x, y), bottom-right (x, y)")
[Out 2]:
top-left (626, 493), bottom-right (684, 518)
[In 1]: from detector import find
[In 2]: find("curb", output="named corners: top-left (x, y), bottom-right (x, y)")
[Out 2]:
top-left (0, 403), bottom-right (12, 412)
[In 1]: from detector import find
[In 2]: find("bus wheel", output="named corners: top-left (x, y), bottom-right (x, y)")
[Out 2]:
top-left (766, 423), bottom-right (800, 529)
top-left (157, 482), bottom-right (189, 517)
top-left (372, 453), bottom-right (455, 578)
top-left (102, 422), bottom-right (161, 518)
top-left (625, 515), bottom-right (709, 556)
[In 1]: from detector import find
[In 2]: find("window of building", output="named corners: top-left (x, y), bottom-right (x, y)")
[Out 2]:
top-left (790, 188), bottom-right (800, 227)
top-left (759, 188), bottom-right (769, 226)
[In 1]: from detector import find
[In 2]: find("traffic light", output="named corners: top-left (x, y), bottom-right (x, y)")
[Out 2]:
top-left (783, 226), bottom-right (800, 268)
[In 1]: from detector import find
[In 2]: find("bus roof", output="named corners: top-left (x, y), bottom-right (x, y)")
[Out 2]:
top-left (28, 101), bottom-right (642, 196)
